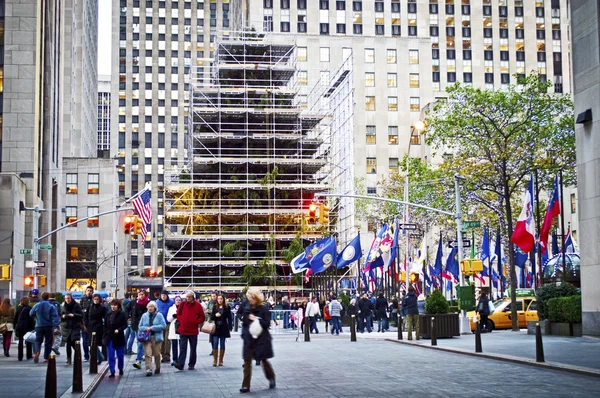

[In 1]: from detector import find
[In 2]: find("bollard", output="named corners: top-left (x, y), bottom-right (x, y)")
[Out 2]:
top-left (304, 316), bottom-right (310, 342)
top-left (45, 354), bottom-right (57, 398)
top-left (234, 316), bottom-right (239, 333)
top-left (431, 317), bottom-right (437, 346)
top-left (397, 317), bottom-right (403, 340)
top-left (73, 341), bottom-right (83, 393)
top-left (90, 332), bottom-right (98, 374)
top-left (535, 322), bottom-right (545, 362)
top-left (351, 315), bottom-right (357, 342)
top-left (475, 320), bottom-right (482, 353)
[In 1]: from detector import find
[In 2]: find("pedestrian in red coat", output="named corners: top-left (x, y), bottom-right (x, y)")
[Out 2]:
top-left (174, 291), bottom-right (205, 371)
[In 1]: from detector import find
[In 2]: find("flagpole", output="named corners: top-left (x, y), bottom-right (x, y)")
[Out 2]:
top-left (534, 169), bottom-right (542, 289)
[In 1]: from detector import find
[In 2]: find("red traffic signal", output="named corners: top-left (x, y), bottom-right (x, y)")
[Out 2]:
top-left (124, 216), bottom-right (133, 234)
top-left (308, 202), bottom-right (317, 224)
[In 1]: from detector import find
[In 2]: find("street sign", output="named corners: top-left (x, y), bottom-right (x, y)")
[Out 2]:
top-left (110, 283), bottom-right (117, 288)
top-left (409, 233), bottom-right (423, 239)
top-left (25, 261), bottom-right (46, 268)
top-left (20, 249), bottom-right (32, 255)
top-left (462, 221), bottom-right (481, 230)
top-left (398, 223), bottom-right (418, 230)
top-left (39, 244), bottom-right (53, 250)
top-left (448, 240), bottom-right (471, 249)
top-left (457, 285), bottom-right (475, 311)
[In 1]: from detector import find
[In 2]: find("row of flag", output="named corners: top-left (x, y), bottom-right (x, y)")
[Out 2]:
top-left (290, 234), bottom-right (363, 276)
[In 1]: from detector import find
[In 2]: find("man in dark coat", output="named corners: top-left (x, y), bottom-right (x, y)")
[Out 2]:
top-left (79, 286), bottom-right (94, 360)
top-left (131, 290), bottom-right (149, 369)
top-left (61, 293), bottom-right (83, 365)
top-left (103, 299), bottom-right (128, 377)
top-left (403, 286), bottom-right (420, 340)
top-left (84, 294), bottom-right (107, 363)
top-left (375, 293), bottom-right (389, 332)
top-left (357, 294), bottom-right (373, 333)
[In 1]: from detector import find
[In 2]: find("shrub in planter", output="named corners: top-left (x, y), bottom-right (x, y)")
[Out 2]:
top-left (547, 295), bottom-right (582, 324)
top-left (425, 289), bottom-right (450, 314)
top-left (535, 282), bottom-right (578, 320)
top-left (448, 305), bottom-right (459, 314)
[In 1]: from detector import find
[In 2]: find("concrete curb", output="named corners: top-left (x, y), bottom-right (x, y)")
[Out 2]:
top-left (72, 363), bottom-right (109, 398)
top-left (385, 338), bottom-right (600, 379)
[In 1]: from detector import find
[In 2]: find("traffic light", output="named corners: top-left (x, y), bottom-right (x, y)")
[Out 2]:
top-left (134, 217), bottom-right (144, 236)
top-left (308, 202), bottom-right (317, 224)
top-left (319, 203), bottom-right (330, 225)
top-left (149, 268), bottom-right (157, 278)
top-left (0, 264), bottom-right (10, 280)
top-left (124, 216), bottom-right (133, 234)
top-left (24, 275), bottom-right (34, 287)
top-left (410, 272), bottom-right (418, 284)
top-left (460, 259), bottom-right (484, 276)
top-left (39, 275), bottom-right (47, 287)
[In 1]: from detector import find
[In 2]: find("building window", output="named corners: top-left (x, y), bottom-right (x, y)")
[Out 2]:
top-left (389, 158), bottom-right (399, 174)
top-left (366, 157), bottom-right (377, 174)
top-left (365, 72), bottom-right (375, 87)
top-left (297, 47), bottom-right (307, 61)
top-left (387, 73), bottom-right (397, 87)
top-left (388, 97), bottom-right (398, 111)
top-left (375, 25), bottom-right (384, 35)
top-left (88, 207), bottom-right (99, 228)
top-left (367, 187), bottom-right (377, 195)
top-left (366, 125), bottom-right (376, 144)
top-left (66, 207), bottom-right (77, 226)
top-left (409, 50), bottom-right (419, 64)
top-left (365, 48), bottom-right (374, 63)
top-left (320, 47), bottom-right (330, 62)
top-left (410, 97), bottom-right (420, 111)
top-left (388, 126), bottom-right (398, 145)
top-left (365, 96), bottom-right (375, 111)
top-left (409, 74), bottom-right (419, 87)
top-left (387, 49), bottom-right (397, 64)
top-left (570, 193), bottom-right (576, 214)
top-left (87, 174), bottom-right (99, 194)
top-left (66, 174), bottom-right (78, 194)
top-left (297, 70), bottom-right (308, 85)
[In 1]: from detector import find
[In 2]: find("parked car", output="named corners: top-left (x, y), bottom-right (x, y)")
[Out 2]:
top-left (468, 296), bottom-right (538, 332)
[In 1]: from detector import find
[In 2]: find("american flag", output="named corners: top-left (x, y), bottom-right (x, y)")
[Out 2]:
top-left (132, 188), bottom-right (152, 241)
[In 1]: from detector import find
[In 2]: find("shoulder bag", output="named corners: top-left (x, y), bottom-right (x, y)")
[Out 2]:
top-left (137, 313), bottom-right (155, 342)
top-left (201, 321), bottom-right (215, 335)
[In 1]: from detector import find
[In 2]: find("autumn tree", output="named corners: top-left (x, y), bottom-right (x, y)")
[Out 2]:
top-left (424, 74), bottom-right (575, 330)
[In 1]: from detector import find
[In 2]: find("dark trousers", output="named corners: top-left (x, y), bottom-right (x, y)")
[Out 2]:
top-left (171, 339), bottom-right (179, 363)
top-left (178, 334), bottom-right (198, 367)
top-left (81, 330), bottom-right (90, 359)
top-left (35, 326), bottom-right (54, 360)
top-left (480, 314), bottom-right (489, 331)
top-left (18, 334), bottom-right (33, 360)
top-left (65, 333), bottom-right (78, 360)
top-left (242, 349), bottom-right (275, 388)
top-left (309, 316), bottom-right (318, 333)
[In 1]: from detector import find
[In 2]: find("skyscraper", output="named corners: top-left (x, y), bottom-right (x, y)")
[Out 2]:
top-left (98, 75), bottom-right (112, 154)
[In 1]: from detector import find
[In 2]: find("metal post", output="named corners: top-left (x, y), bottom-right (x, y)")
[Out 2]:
top-left (73, 341), bottom-right (83, 393)
top-left (90, 332), bottom-right (98, 374)
top-left (559, 171), bottom-right (567, 281)
top-left (535, 322), bottom-right (545, 362)
top-left (32, 206), bottom-right (40, 289)
top-left (304, 313), bottom-right (310, 342)
top-left (431, 317), bottom-right (437, 346)
top-left (351, 315), bottom-right (357, 342)
top-left (45, 353), bottom-right (57, 398)
top-left (404, 172), bottom-right (410, 288)
top-left (397, 315), bottom-right (403, 340)
top-left (454, 175), bottom-right (470, 335)
top-left (475, 320), bottom-right (483, 353)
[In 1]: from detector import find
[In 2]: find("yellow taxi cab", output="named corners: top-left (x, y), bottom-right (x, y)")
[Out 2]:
top-left (468, 290), bottom-right (538, 332)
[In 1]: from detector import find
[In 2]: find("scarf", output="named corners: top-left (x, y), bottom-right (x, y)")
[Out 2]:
top-left (137, 296), bottom-right (149, 306)
top-left (63, 300), bottom-right (77, 313)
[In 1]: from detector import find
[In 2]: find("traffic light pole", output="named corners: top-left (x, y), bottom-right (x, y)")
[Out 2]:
top-left (32, 206), bottom-right (42, 289)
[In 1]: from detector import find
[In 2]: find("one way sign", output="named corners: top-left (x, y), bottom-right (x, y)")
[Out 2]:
top-left (448, 240), bottom-right (471, 249)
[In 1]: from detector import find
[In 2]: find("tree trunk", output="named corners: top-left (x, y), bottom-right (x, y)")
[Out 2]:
top-left (503, 179), bottom-right (519, 332)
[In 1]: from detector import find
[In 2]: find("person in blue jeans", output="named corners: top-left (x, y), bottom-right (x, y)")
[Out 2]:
top-left (79, 286), bottom-right (94, 361)
top-left (210, 293), bottom-right (232, 366)
top-left (281, 297), bottom-right (290, 329)
top-left (29, 292), bottom-right (60, 363)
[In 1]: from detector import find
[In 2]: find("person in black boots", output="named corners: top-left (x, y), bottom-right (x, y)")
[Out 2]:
top-left (84, 294), bottom-right (107, 364)
top-left (104, 299), bottom-right (128, 377)
top-left (61, 293), bottom-right (83, 365)
top-left (14, 297), bottom-right (35, 361)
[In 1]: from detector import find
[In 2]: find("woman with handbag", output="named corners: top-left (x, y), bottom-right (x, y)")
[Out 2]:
top-left (210, 293), bottom-right (231, 367)
top-left (14, 297), bottom-right (35, 360)
top-left (240, 288), bottom-right (275, 394)
top-left (0, 298), bottom-right (16, 357)
top-left (166, 296), bottom-right (182, 366)
top-left (84, 294), bottom-right (107, 364)
top-left (138, 301), bottom-right (166, 376)
top-left (103, 299), bottom-right (128, 378)
top-left (61, 293), bottom-right (83, 365)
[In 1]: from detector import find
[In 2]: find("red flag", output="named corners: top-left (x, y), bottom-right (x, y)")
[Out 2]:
top-left (511, 179), bottom-right (536, 252)
top-left (304, 268), bottom-right (313, 283)
top-left (539, 177), bottom-right (560, 254)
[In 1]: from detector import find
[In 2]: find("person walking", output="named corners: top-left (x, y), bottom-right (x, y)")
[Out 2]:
top-left (29, 289), bottom-right (41, 306)
top-left (357, 294), bottom-right (373, 333)
top-left (1, 298), bottom-right (16, 356)
top-left (210, 293), bottom-right (231, 367)
top-left (281, 296), bottom-right (290, 329)
top-left (14, 297), bottom-right (35, 361)
top-left (166, 296), bottom-right (182, 366)
top-left (79, 286), bottom-right (94, 361)
top-left (156, 290), bottom-right (174, 363)
top-left (103, 299), bottom-right (127, 378)
top-left (240, 288), bottom-right (275, 394)
top-left (375, 293), bottom-right (389, 333)
top-left (476, 292), bottom-right (491, 332)
top-left (391, 296), bottom-right (399, 327)
top-left (138, 301), bottom-right (166, 376)
top-left (289, 299), bottom-right (298, 330)
top-left (323, 301), bottom-right (331, 333)
top-left (305, 297), bottom-right (321, 334)
top-left (29, 292), bottom-right (60, 363)
top-left (131, 290), bottom-right (149, 369)
top-left (205, 292), bottom-right (217, 356)
top-left (122, 292), bottom-right (134, 355)
top-left (61, 293), bottom-right (83, 365)
top-left (84, 294), bottom-right (107, 364)
top-left (329, 297), bottom-right (343, 335)
top-left (48, 293), bottom-right (64, 356)
top-left (403, 286), bottom-right (420, 340)
top-left (174, 291), bottom-right (205, 371)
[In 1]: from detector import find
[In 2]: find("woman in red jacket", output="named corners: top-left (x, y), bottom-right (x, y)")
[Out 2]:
top-left (174, 291), bottom-right (205, 371)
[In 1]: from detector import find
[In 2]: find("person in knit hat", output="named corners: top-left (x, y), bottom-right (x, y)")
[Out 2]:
top-left (156, 290), bottom-right (174, 363)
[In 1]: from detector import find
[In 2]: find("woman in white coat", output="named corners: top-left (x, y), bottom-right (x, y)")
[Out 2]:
top-left (166, 296), bottom-right (182, 366)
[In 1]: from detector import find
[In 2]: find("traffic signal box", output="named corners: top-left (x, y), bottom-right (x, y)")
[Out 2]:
top-left (0, 264), bottom-right (10, 280)
top-left (460, 259), bottom-right (484, 276)
top-left (308, 202), bottom-right (318, 224)
top-left (319, 203), bottom-right (330, 225)
top-left (24, 275), bottom-right (34, 287)
top-left (124, 216), bottom-right (133, 234)
top-left (39, 275), bottom-right (47, 287)
top-left (134, 217), bottom-right (144, 235)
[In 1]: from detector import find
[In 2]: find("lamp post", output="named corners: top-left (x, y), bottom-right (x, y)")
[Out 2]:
top-left (19, 202), bottom-right (45, 289)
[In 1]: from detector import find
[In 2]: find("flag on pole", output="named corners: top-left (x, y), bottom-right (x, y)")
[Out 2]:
top-left (480, 228), bottom-right (490, 262)
top-left (304, 268), bottom-right (313, 283)
top-left (563, 228), bottom-right (579, 253)
top-left (379, 223), bottom-right (396, 271)
top-left (539, 176), bottom-right (561, 254)
top-left (432, 232), bottom-right (443, 277)
top-left (336, 234), bottom-right (362, 269)
top-left (290, 239), bottom-right (321, 274)
top-left (442, 247), bottom-right (458, 283)
top-left (514, 245), bottom-right (529, 268)
top-left (132, 188), bottom-right (152, 241)
top-left (511, 178), bottom-right (536, 252)
top-left (383, 219), bottom-right (400, 271)
top-left (309, 236), bottom-right (337, 274)
top-left (363, 224), bottom-right (388, 272)
top-left (551, 231), bottom-right (559, 256)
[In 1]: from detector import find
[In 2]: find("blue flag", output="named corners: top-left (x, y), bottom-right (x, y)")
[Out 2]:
top-left (495, 230), bottom-right (504, 284)
top-left (480, 228), bottom-right (490, 262)
top-left (385, 219), bottom-right (400, 270)
top-left (364, 224), bottom-right (388, 271)
top-left (337, 234), bottom-right (362, 269)
top-left (445, 247), bottom-right (459, 282)
top-left (309, 236), bottom-right (337, 274)
top-left (551, 231), bottom-right (559, 256)
top-left (432, 232), bottom-right (443, 277)
top-left (514, 245), bottom-right (528, 268)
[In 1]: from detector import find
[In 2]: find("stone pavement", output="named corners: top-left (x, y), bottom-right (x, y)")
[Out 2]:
top-left (91, 329), bottom-right (600, 398)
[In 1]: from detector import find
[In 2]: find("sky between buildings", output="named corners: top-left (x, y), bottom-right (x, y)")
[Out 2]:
top-left (98, 0), bottom-right (112, 76)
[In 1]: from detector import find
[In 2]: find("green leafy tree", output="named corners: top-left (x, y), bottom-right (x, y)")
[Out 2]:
top-left (424, 74), bottom-right (575, 330)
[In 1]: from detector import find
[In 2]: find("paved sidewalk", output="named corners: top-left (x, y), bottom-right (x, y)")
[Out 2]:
top-left (92, 331), bottom-right (600, 398)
